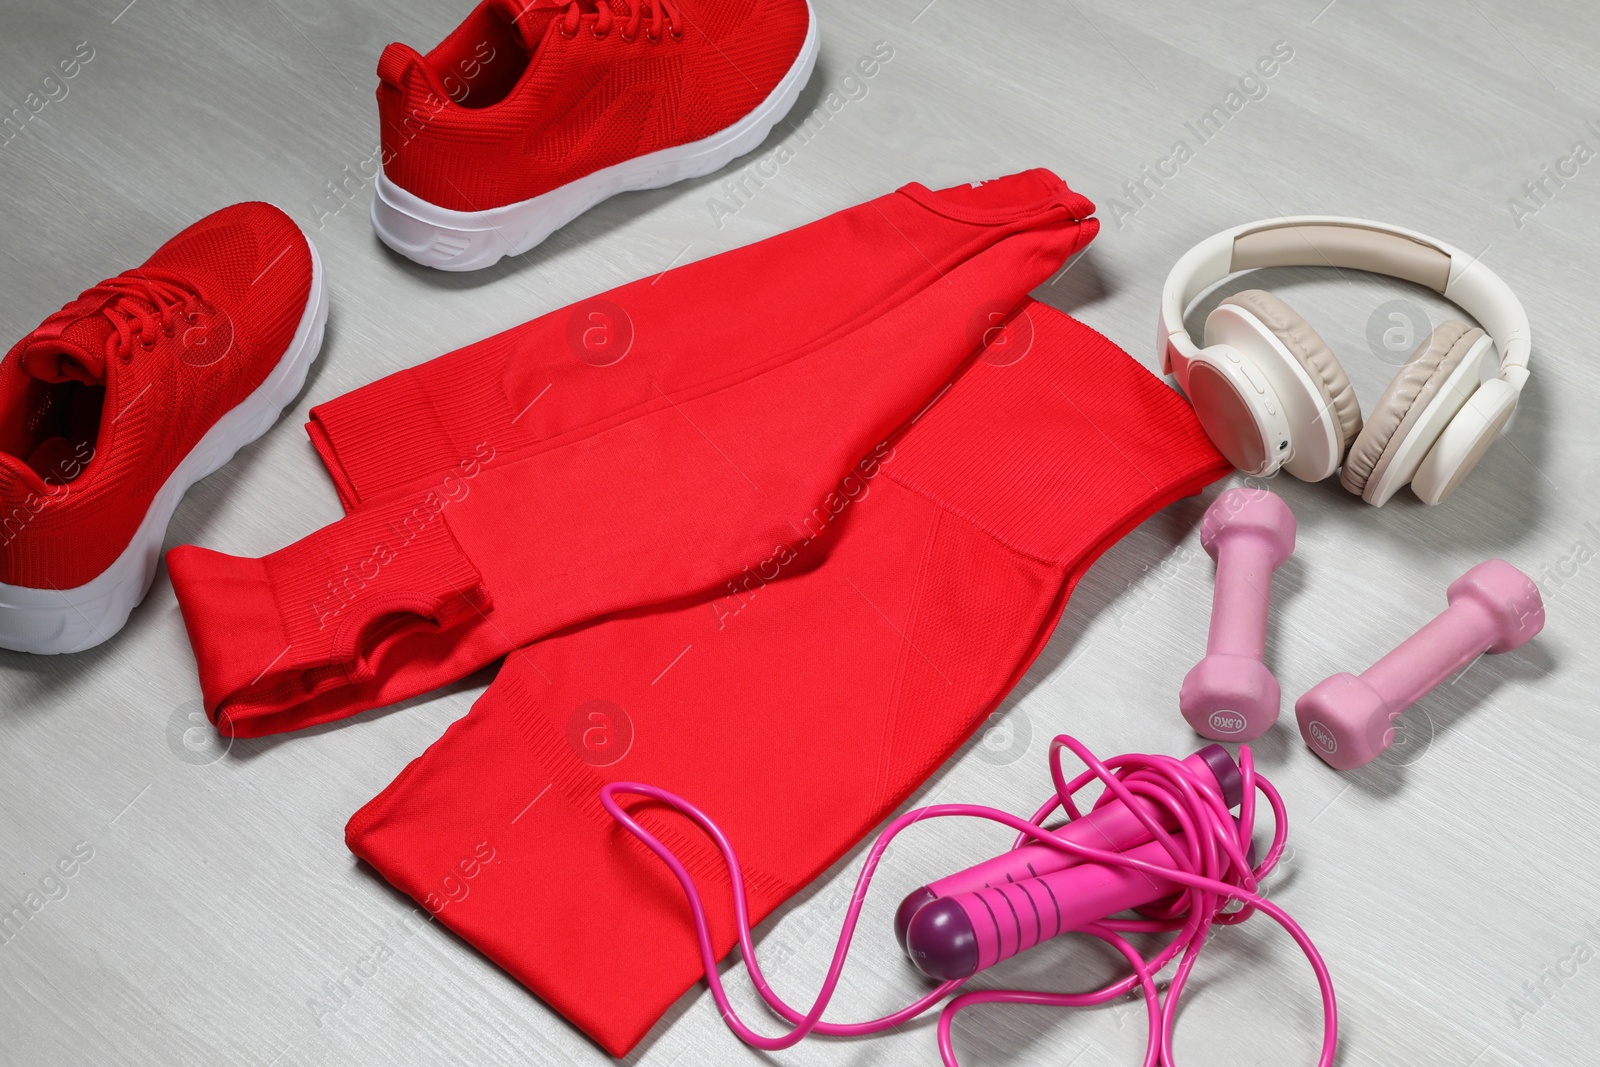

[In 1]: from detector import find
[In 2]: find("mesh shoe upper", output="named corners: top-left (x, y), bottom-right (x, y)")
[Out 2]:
top-left (0, 202), bottom-right (314, 590)
top-left (376, 0), bottom-right (812, 211)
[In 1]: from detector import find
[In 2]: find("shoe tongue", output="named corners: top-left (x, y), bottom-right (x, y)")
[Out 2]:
top-left (19, 314), bottom-right (114, 386)
top-left (486, 0), bottom-right (571, 49)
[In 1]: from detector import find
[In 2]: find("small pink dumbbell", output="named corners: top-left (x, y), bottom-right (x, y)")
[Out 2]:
top-left (1296, 559), bottom-right (1544, 770)
top-left (1180, 487), bottom-right (1296, 741)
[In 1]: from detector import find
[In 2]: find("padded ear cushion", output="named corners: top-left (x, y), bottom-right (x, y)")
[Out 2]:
top-left (1339, 320), bottom-right (1483, 499)
top-left (1218, 290), bottom-right (1363, 455)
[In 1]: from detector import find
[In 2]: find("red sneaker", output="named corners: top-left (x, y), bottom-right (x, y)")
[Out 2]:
top-left (370, 0), bottom-right (817, 270)
top-left (0, 203), bottom-right (326, 654)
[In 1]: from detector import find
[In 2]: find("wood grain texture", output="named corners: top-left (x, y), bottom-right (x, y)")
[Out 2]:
top-left (1, 1), bottom-right (1597, 1064)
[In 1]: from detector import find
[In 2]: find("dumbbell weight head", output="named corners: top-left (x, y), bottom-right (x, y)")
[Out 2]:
top-left (1198, 487), bottom-right (1297, 566)
top-left (1294, 673), bottom-right (1388, 770)
top-left (1452, 559), bottom-right (1545, 654)
top-left (1181, 656), bottom-right (1281, 740)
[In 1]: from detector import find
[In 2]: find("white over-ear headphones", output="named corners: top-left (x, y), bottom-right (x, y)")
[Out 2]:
top-left (1158, 217), bottom-right (1531, 506)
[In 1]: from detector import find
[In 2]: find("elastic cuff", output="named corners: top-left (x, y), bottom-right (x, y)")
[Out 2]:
top-left (305, 415), bottom-right (359, 514)
top-left (306, 349), bottom-right (518, 509)
top-left (168, 495), bottom-right (492, 738)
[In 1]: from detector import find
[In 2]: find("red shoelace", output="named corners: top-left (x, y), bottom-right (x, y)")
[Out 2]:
top-left (72, 270), bottom-right (208, 363)
top-left (558, 0), bottom-right (681, 42)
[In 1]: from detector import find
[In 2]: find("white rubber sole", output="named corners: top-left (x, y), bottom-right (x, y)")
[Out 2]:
top-left (0, 236), bottom-right (329, 655)
top-left (371, 0), bottom-right (820, 271)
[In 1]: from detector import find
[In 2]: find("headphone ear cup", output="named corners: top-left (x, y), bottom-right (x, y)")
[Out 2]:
top-left (1340, 320), bottom-right (1484, 504)
top-left (1217, 290), bottom-right (1363, 455)
top-left (1411, 376), bottom-right (1518, 504)
top-left (1205, 290), bottom-right (1359, 481)
top-left (1185, 345), bottom-right (1294, 476)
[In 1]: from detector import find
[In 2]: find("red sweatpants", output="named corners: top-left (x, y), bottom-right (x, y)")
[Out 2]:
top-left (329, 300), bottom-right (1227, 1056)
top-left (167, 171), bottom-right (1097, 737)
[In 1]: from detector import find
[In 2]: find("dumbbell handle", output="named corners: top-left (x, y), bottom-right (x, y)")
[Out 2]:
top-left (1357, 595), bottom-right (1500, 715)
top-left (1206, 534), bottom-right (1280, 659)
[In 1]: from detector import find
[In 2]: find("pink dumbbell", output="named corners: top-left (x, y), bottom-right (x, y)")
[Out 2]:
top-left (1180, 487), bottom-right (1296, 741)
top-left (1296, 559), bottom-right (1544, 770)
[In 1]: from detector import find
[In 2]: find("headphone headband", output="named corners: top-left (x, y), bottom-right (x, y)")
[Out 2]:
top-left (1159, 216), bottom-right (1530, 392)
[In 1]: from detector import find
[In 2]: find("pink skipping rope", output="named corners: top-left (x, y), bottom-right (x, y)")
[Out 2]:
top-left (600, 734), bottom-right (1338, 1066)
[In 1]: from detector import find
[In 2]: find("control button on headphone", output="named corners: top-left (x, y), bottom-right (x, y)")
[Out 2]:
top-left (1245, 368), bottom-right (1265, 393)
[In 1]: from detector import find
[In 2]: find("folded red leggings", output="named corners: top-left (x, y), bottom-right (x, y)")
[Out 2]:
top-left (168, 171), bottom-right (1097, 737)
top-left (337, 300), bottom-right (1229, 1056)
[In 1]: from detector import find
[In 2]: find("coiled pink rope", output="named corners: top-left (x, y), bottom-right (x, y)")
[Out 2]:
top-left (600, 734), bottom-right (1337, 1065)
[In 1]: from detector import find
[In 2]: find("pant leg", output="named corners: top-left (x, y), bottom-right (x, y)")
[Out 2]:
top-left (305, 171), bottom-right (1093, 510)
top-left (167, 179), bottom-right (1097, 737)
top-left (343, 300), bottom-right (1230, 1056)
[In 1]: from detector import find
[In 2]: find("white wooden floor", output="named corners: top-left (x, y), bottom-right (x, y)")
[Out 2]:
top-left (2, 1), bottom-right (1598, 1064)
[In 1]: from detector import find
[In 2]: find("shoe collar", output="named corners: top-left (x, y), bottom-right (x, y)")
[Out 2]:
top-left (486, 0), bottom-right (569, 52)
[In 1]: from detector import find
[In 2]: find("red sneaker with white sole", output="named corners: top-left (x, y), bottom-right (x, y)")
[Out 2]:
top-left (371, 0), bottom-right (817, 270)
top-left (0, 202), bottom-right (326, 654)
